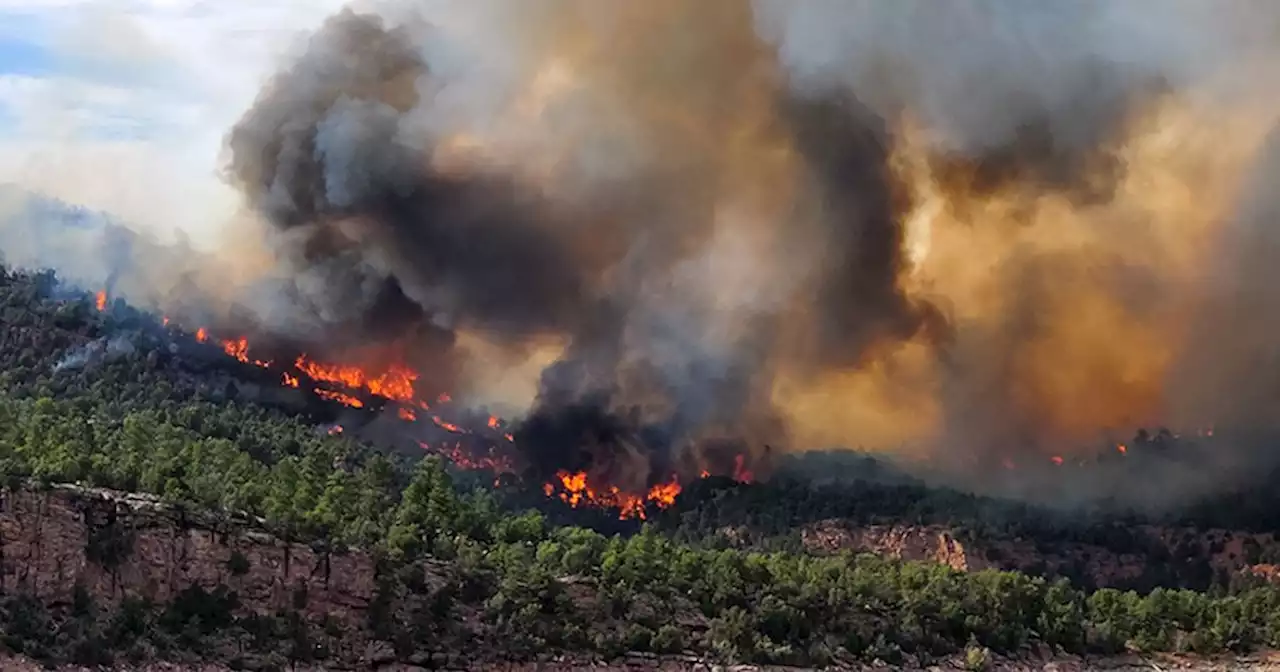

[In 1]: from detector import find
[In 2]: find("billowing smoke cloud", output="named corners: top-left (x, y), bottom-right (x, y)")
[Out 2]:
top-left (11, 0), bottom-right (1280, 500)
top-left (213, 0), bottom-right (1280, 491)
top-left (753, 0), bottom-right (1280, 468)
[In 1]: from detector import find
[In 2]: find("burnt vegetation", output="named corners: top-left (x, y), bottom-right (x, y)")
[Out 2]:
top-left (6, 263), bottom-right (1280, 667)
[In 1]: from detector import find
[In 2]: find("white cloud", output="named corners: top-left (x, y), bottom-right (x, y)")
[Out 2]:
top-left (0, 0), bottom-right (347, 247)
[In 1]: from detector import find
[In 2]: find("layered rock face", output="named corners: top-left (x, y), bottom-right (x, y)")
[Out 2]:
top-left (0, 485), bottom-right (377, 623)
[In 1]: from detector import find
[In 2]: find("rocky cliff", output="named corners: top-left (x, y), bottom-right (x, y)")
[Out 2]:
top-left (0, 484), bottom-right (377, 625)
top-left (0, 484), bottom-right (401, 668)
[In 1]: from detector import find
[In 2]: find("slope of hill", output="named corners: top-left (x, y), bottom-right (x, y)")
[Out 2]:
top-left (5, 263), bottom-right (1280, 669)
top-left (8, 481), bottom-right (1280, 671)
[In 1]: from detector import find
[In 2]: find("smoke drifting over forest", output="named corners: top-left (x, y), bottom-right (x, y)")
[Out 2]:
top-left (8, 0), bottom-right (1280, 494)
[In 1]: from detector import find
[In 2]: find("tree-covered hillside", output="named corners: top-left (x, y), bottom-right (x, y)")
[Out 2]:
top-left (5, 263), bottom-right (1280, 668)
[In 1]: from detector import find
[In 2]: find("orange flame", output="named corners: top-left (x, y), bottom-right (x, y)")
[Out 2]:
top-left (94, 291), bottom-right (107, 312)
top-left (1051, 455), bottom-right (1064, 466)
top-left (196, 333), bottom-right (472, 423)
top-left (295, 355), bottom-right (418, 403)
top-left (432, 416), bottom-right (463, 433)
top-left (296, 356), bottom-right (366, 388)
top-left (646, 476), bottom-right (682, 509)
top-left (542, 470), bottom-right (684, 520)
top-left (1117, 443), bottom-right (1128, 454)
top-left (553, 471), bottom-right (591, 508)
top-left (367, 364), bottom-right (418, 401)
top-left (162, 316), bottom-right (170, 327)
top-left (200, 334), bottom-right (733, 519)
top-left (315, 388), bottom-right (364, 408)
top-left (222, 338), bottom-right (249, 362)
top-left (420, 441), bottom-right (514, 473)
top-left (221, 337), bottom-right (271, 368)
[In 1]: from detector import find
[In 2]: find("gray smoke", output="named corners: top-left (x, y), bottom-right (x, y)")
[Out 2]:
top-left (216, 0), bottom-right (1280, 492)
top-left (8, 0), bottom-right (1280, 500)
top-left (54, 333), bottom-right (137, 372)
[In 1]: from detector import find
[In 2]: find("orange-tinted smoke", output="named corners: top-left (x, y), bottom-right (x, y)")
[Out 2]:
top-left (413, 1), bottom-right (1280, 466)
top-left (188, 1), bottom-right (1280, 477)
top-left (775, 97), bottom-right (1280, 460)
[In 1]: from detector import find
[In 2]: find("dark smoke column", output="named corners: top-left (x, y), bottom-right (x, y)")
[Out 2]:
top-left (217, 1), bottom-right (971, 493)
top-left (223, 9), bottom-right (588, 360)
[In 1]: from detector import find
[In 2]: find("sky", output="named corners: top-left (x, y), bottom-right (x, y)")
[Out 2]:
top-left (0, 0), bottom-right (347, 246)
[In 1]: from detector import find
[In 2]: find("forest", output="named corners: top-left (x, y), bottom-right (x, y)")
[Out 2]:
top-left (4, 262), bottom-right (1280, 668)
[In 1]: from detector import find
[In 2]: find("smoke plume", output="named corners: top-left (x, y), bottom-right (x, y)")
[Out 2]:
top-left (12, 0), bottom-right (1280, 498)
top-left (220, 0), bottom-right (1280, 487)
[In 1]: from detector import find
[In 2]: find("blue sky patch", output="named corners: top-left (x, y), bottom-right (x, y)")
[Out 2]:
top-left (0, 36), bottom-right (53, 77)
top-left (0, 10), bottom-right (54, 76)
